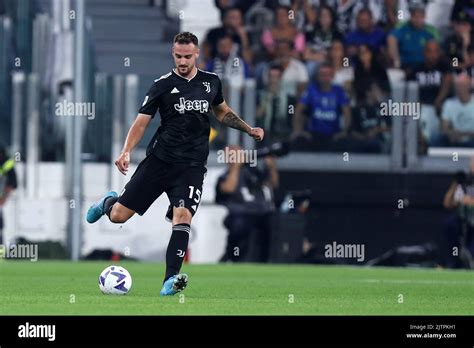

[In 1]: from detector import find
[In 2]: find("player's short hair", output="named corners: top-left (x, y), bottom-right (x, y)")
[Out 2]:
top-left (174, 32), bottom-right (198, 46)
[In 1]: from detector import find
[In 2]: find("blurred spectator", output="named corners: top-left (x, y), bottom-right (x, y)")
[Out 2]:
top-left (375, 1), bottom-right (449, 31)
top-left (370, 1), bottom-right (445, 31)
top-left (205, 35), bottom-right (250, 88)
top-left (291, 62), bottom-right (351, 151)
top-left (438, 74), bottom-right (474, 147)
top-left (345, 7), bottom-right (387, 59)
top-left (302, 0), bottom-right (319, 33)
top-left (202, 7), bottom-right (253, 66)
top-left (450, 0), bottom-right (474, 26)
top-left (304, 5), bottom-right (344, 78)
top-left (387, 2), bottom-right (440, 73)
top-left (444, 11), bottom-right (472, 71)
top-left (216, 145), bottom-right (278, 263)
top-left (373, 0), bottom-right (400, 31)
top-left (408, 40), bottom-right (453, 145)
top-left (350, 84), bottom-right (391, 153)
top-left (214, 0), bottom-right (254, 17)
top-left (461, 44), bottom-right (474, 91)
top-left (0, 145), bottom-right (17, 245)
top-left (325, 0), bottom-right (368, 34)
top-left (265, 39), bottom-right (309, 97)
top-left (256, 63), bottom-right (296, 143)
top-left (269, 0), bottom-right (307, 32)
top-left (416, 41), bottom-right (455, 104)
top-left (261, 5), bottom-right (305, 60)
top-left (353, 44), bottom-right (391, 104)
top-left (327, 39), bottom-right (354, 92)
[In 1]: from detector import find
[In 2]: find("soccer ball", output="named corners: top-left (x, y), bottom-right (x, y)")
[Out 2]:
top-left (98, 265), bottom-right (132, 295)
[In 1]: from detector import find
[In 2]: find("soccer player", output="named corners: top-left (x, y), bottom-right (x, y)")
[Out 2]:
top-left (86, 32), bottom-right (264, 296)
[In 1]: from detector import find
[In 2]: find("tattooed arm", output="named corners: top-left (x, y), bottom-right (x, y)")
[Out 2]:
top-left (212, 101), bottom-right (264, 141)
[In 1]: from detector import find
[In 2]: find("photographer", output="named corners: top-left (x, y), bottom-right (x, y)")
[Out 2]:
top-left (443, 161), bottom-right (474, 268)
top-left (216, 145), bottom-right (279, 263)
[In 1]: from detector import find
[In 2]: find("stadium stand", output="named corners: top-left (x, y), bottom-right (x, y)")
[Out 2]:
top-left (1, 0), bottom-right (474, 268)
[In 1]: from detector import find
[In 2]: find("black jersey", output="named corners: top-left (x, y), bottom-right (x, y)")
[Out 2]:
top-left (139, 69), bottom-right (224, 166)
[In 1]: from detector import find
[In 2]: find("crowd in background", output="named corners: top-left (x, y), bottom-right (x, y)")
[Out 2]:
top-left (200, 0), bottom-right (474, 153)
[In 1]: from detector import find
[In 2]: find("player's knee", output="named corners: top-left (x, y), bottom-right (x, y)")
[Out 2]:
top-left (109, 209), bottom-right (129, 223)
top-left (173, 207), bottom-right (192, 224)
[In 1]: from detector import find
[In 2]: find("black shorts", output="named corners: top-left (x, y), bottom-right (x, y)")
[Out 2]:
top-left (118, 154), bottom-right (207, 220)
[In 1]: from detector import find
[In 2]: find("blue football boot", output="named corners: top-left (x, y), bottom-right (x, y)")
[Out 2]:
top-left (86, 191), bottom-right (118, 223)
top-left (160, 273), bottom-right (188, 296)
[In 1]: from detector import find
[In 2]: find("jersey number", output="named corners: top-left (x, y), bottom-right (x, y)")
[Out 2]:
top-left (188, 186), bottom-right (201, 203)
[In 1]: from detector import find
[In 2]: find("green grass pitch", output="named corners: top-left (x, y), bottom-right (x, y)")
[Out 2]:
top-left (0, 261), bottom-right (473, 315)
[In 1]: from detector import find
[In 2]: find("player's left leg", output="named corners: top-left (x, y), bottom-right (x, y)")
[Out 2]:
top-left (166, 206), bottom-right (192, 279)
top-left (160, 206), bottom-right (192, 296)
top-left (160, 165), bottom-right (206, 296)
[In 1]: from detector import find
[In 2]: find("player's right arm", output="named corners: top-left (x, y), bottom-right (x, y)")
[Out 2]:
top-left (115, 79), bottom-right (162, 175)
top-left (210, 75), bottom-right (264, 141)
top-left (115, 114), bottom-right (152, 175)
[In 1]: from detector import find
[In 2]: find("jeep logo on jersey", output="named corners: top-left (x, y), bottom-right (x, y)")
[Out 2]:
top-left (174, 97), bottom-right (209, 114)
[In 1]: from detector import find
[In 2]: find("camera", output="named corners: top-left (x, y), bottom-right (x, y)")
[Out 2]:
top-left (256, 141), bottom-right (290, 158)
